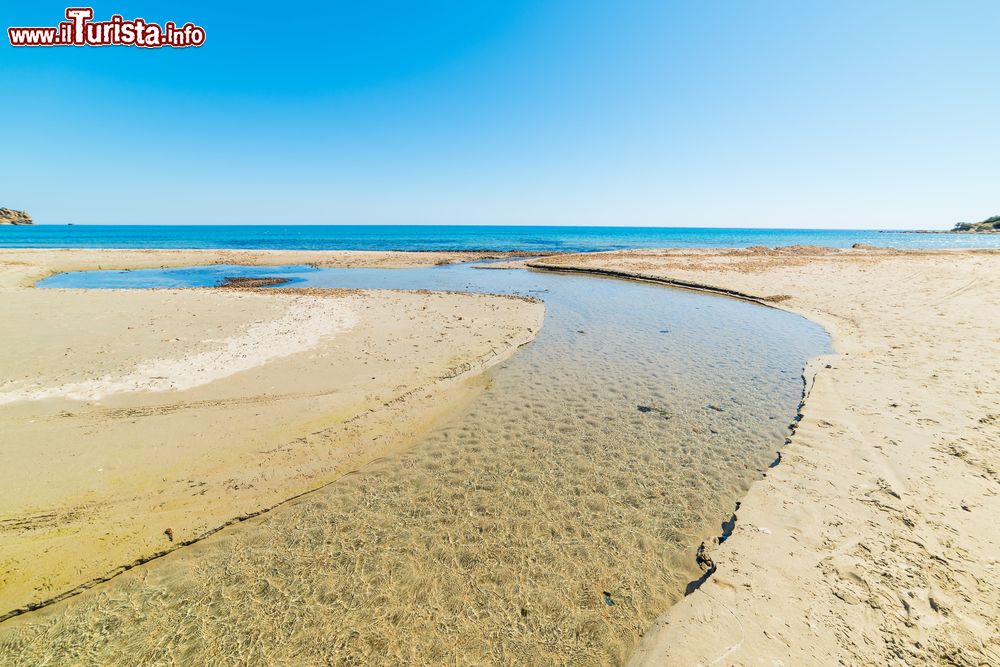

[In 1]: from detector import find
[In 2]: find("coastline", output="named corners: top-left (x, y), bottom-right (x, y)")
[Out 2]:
top-left (888, 230), bottom-right (1000, 235)
top-left (0, 247), bottom-right (544, 289)
top-left (530, 247), bottom-right (1000, 665)
top-left (0, 250), bottom-right (544, 620)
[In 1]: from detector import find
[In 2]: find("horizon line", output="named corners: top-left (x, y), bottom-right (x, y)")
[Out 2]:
top-left (14, 223), bottom-right (954, 232)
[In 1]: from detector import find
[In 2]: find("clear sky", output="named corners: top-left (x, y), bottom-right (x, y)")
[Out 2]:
top-left (2, 1), bottom-right (997, 228)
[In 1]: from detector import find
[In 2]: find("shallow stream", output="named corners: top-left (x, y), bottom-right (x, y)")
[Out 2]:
top-left (9, 263), bottom-right (830, 665)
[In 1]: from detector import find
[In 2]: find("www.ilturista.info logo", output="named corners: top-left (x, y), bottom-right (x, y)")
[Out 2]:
top-left (8, 7), bottom-right (205, 48)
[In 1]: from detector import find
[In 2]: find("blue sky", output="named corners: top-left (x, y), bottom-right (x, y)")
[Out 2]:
top-left (2, 1), bottom-right (997, 228)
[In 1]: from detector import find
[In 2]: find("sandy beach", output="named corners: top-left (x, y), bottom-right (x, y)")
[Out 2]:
top-left (5, 0), bottom-right (997, 661)
top-left (0, 250), bottom-right (543, 620)
top-left (1, 245), bottom-right (997, 666)
top-left (529, 247), bottom-right (1000, 666)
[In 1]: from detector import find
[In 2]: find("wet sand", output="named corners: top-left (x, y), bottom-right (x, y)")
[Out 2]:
top-left (0, 250), bottom-right (543, 620)
top-left (529, 247), bottom-right (1000, 666)
top-left (0, 256), bottom-right (829, 665)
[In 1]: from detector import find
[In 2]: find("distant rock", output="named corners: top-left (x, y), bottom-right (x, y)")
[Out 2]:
top-left (0, 208), bottom-right (33, 225)
top-left (952, 215), bottom-right (1000, 233)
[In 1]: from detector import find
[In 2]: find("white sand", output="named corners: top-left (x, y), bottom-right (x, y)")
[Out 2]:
top-left (0, 294), bottom-right (357, 404)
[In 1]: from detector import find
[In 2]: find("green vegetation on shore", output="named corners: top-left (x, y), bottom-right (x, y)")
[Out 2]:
top-left (952, 215), bottom-right (1000, 232)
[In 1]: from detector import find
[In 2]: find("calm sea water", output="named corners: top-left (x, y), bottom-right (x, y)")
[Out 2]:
top-left (3, 224), bottom-right (998, 251)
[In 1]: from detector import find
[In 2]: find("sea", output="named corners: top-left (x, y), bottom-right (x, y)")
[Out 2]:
top-left (2, 225), bottom-right (998, 252)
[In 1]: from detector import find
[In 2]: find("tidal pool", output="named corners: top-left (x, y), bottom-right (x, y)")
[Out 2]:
top-left (9, 264), bottom-right (830, 665)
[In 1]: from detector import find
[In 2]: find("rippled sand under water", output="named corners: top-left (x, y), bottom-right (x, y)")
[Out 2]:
top-left (4, 266), bottom-right (830, 665)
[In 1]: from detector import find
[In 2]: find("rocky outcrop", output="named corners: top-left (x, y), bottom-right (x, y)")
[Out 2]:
top-left (0, 208), bottom-right (33, 225)
top-left (952, 215), bottom-right (1000, 232)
